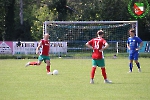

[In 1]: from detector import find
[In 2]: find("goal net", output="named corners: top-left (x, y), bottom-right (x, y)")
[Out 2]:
top-left (43, 21), bottom-right (138, 57)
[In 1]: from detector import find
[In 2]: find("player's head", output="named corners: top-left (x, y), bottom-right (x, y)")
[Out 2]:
top-left (97, 30), bottom-right (104, 37)
top-left (129, 28), bottom-right (136, 37)
top-left (44, 33), bottom-right (50, 40)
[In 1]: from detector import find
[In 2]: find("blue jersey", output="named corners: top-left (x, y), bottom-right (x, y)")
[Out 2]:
top-left (127, 36), bottom-right (142, 54)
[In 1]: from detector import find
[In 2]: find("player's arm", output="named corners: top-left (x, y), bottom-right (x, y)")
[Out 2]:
top-left (127, 43), bottom-right (130, 50)
top-left (126, 39), bottom-right (131, 50)
top-left (85, 42), bottom-right (93, 49)
top-left (136, 42), bottom-right (143, 51)
top-left (36, 41), bottom-right (42, 54)
top-left (103, 42), bottom-right (109, 50)
top-left (100, 42), bottom-right (109, 52)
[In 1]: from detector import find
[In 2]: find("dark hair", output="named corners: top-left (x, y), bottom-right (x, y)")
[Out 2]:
top-left (129, 29), bottom-right (135, 33)
top-left (97, 30), bottom-right (104, 35)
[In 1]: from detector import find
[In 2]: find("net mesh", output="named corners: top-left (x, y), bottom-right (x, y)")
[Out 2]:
top-left (45, 21), bottom-right (137, 57)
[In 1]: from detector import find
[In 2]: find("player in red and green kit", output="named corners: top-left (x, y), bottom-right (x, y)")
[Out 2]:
top-left (86, 30), bottom-right (112, 84)
top-left (25, 33), bottom-right (52, 75)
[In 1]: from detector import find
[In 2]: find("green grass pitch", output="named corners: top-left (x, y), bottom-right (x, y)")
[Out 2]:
top-left (0, 58), bottom-right (150, 100)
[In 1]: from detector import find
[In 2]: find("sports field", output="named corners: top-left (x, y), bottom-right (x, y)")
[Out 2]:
top-left (0, 58), bottom-right (150, 100)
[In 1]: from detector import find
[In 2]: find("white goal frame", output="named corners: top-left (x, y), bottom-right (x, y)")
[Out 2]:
top-left (43, 21), bottom-right (138, 54)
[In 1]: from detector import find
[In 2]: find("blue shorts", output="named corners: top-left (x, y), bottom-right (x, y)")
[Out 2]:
top-left (129, 52), bottom-right (139, 60)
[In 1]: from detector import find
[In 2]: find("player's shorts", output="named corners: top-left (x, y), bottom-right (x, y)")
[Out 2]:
top-left (129, 52), bottom-right (139, 60)
top-left (38, 55), bottom-right (50, 63)
top-left (92, 59), bottom-right (105, 67)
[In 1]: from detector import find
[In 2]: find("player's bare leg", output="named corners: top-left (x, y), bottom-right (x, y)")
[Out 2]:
top-left (25, 61), bottom-right (42, 67)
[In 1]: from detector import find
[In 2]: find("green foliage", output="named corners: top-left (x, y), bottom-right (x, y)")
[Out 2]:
top-left (101, 0), bottom-right (130, 20)
top-left (4, 0), bottom-right (15, 40)
top-left (0, 0), bottom-right (11, 40)
top-left (0, 0), bottom-right (150, 41)
top-left (66, 0), bottom-right (103, 21)
top-left (31, 4), bottom-right (57, 40)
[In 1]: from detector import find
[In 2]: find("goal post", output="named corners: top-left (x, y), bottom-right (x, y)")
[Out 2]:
top-left (43, 21), bottom-right (138, 57)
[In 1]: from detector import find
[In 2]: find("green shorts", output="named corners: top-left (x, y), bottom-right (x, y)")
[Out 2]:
top-left (38, 55), bottom-right (50, 63)
top-left (92, 59), bottom-right (105, 67)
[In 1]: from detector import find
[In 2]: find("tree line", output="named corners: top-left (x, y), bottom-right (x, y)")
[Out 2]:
top-left (0, 0), bottom-right (150, 41)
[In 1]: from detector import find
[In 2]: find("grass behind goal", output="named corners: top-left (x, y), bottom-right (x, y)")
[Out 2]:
top-left (0, 58), bottom-right (150, 100)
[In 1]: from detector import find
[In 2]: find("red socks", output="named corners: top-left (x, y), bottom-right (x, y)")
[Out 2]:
top-left (101, 67), bottom-right (107, 80)
top-left (28, 62), bottom-right (50, 73)
top-left (46, 66), bottom-right (50, 73)
top-left (91, 67), bottom-right (107, 80)
top-left (91, 67), bottom-right (96, 79)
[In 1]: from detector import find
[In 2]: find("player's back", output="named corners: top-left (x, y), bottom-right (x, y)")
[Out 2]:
top-left (91, 37), bottom-right (106, 59)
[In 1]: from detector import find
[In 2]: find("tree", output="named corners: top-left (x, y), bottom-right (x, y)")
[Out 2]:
top-left (31, 4), bottom-right (57, 40)
top-left (0, 0), bottom-right (11, 41)
top-left (5, 0), bottom-right (15, 40)
top-left (1, 0), bottom-right (149, 41)
top-left (101, 0), bottom-right (130, 20)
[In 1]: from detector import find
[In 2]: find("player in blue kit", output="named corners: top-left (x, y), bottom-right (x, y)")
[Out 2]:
top-left (127, 28), bottom-right (143, 73)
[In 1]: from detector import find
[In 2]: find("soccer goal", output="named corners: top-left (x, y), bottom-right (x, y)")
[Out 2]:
top-left (43, 21), bottom-right (138, 57)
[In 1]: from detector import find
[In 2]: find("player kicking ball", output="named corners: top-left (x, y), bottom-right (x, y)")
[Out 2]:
top-left (25, 33), bottom-right (52, 75)
top-left (86, 30), bottom-right (112, 84)
top-left (127, 28), bottom-right (143, 73)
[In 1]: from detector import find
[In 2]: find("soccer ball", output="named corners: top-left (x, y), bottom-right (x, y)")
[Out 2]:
top-left (53, 70), bottom-right (58, 75)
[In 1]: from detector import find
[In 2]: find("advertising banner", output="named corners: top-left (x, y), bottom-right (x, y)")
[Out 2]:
top-left (13, 42), bottom-right (38, 55)
top-left (0, 41), bottom-right (13, 54)
top-left (143, 41), bottom-right (150, 53)
top-left (12, 41), bottom-right (67, 55)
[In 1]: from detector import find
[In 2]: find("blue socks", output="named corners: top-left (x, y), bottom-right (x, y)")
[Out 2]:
top-left (136, 62), bottom-right (140, 69)
top-left (129, 63), bottom-right (133, 72)
top-left (129, 62), bottom-right (141, 72)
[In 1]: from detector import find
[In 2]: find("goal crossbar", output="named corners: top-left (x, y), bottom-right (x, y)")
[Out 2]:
top-left (44, 21), bottom-right (137, 24)
top-left (43, 21), bottom-right (138, 36)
